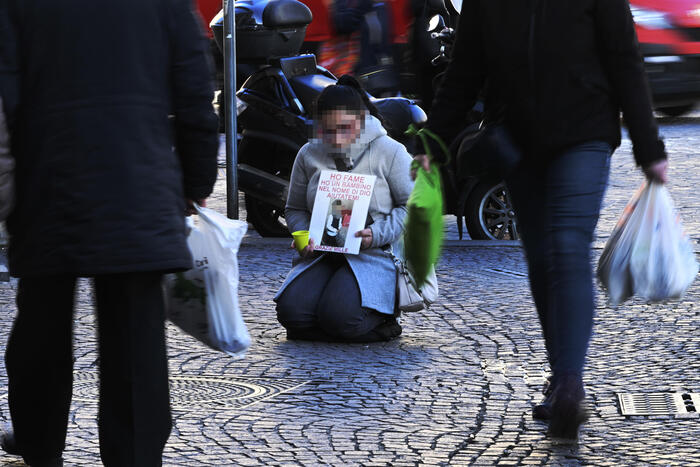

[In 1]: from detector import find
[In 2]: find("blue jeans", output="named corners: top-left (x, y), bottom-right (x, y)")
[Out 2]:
top-left (506, 141), bottom-right (611, 377)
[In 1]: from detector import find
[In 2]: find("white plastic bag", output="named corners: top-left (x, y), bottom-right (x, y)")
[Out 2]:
top-left (597, 182), bottom-right (698, 305)
top-left (164, 205), bottom-right (250, 357)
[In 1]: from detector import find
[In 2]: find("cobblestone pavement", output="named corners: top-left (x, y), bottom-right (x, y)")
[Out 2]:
top-left (0, 115), bottom-right (698, 465)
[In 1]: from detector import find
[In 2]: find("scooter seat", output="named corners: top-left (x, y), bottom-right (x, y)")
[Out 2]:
top-left (287, 73), bottom-right (336, 114)
top-left (373, 97), bottom-right (427, 144)
top-left (262, 0), bottom-right (313, 28)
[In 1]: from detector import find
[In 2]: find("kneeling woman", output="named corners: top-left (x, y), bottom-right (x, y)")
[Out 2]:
top-left (274, 75), bottom-right (414, 342)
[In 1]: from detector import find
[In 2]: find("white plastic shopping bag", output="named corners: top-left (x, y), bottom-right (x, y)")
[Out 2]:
top-left (597, 182), bottom-right (698, 305)
top-left (164, 205), bottom-right (251, 357)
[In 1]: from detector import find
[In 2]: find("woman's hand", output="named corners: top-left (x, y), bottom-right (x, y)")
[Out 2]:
top-left (411, 154), bottom-right (431, 180)
top-left (300, 238), bottom-right (317, 258)
top-left (290, 238), bottom-right (317, 258)
top-left (355, 228), bottom-right (373, 249)
top-left (643, 159), bottom-right (669, 184)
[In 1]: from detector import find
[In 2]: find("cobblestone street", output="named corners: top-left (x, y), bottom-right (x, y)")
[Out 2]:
top-left (0, 112), bottom-right (698, 465)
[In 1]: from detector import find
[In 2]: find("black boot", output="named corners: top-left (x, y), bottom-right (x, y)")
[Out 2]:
top-left (548, 374), bottom-right (588, 442)
top-left (374, 317), bottom-right (403, 341)
top-left (532, 376), bottom-right (555, 420)
top-left (25, 457), bottom-right (64, 467)
top-left (2, 431), bottom-right (64, 466)
top-left (1, 431), bottom-right (21, 456)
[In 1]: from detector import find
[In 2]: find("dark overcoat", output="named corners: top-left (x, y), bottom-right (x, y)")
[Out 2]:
top-left (426, 0), bottom-right (667, 166)
top-left (0, 0), bottom-right (219, 277)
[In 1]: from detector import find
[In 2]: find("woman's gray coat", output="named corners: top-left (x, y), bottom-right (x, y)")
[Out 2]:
top-left (275, 115), bottom-right (414, 315)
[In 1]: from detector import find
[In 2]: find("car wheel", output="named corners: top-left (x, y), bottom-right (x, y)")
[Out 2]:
top-left (465, 181), bottom-right (519, 240)
top-left (658, 104), bottom-right (695, 118)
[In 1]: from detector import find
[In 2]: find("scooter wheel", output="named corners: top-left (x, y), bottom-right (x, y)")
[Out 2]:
top-left (244, 194), bottom-right (290, 237)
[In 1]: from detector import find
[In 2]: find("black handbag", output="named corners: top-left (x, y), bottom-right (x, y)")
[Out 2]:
top-left (455, 122), bottom-right (523, 180)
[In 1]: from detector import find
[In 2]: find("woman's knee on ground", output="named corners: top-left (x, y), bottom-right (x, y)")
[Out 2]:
top-left (316, 307), bottom-right (375, 340)
top-left (315, 290), bottom-right (374, 339)
top-left (314, 263), bottom-right (372, 339)
top-left (275, 292), bottom-right (315, 330)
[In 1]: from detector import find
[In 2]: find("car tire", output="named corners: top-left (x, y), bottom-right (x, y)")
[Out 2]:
top-left (244, 194), bottom-right (289, 237)
top-left (465, 181), bottom-right (519, 241)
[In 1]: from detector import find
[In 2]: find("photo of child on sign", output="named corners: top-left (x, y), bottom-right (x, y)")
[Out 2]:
top-left (309, 170), bottom-right (376, 254)
top-left (322, 199), bottom-right (354, 247)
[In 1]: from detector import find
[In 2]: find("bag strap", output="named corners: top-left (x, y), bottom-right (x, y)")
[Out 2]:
top-left (384, 245), bottom-right (425, 296)
top-left (384, 246), bottom-right (412, 281)
top-left (405, 124), bottom-right (451, 166)
top-left (383, 244), bottom-right (401, 267)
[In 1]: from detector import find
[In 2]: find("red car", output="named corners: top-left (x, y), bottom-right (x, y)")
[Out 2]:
top-left (195, 0), bottom-right (220, 38)
top-left (630, 0), bottom-right (700, 115)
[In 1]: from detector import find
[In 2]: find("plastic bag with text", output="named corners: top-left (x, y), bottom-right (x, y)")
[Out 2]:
top-left (597, 182), bottom-right (698, 306)
top-left (164, 206), bottom-right (250, 357)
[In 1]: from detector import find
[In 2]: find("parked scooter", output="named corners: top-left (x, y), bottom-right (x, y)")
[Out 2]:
top-left (210, 0), bottom-right (426, 236)
top-left (406, 0), bottom-right (459, 112)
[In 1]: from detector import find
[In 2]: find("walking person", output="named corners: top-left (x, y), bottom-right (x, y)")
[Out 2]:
top-left (275, 75), bottom-right (413, 342)
top-left (415, 0), bottom-right (669, 440)
top-left (0, 0), bottom-right (219, 465)
top-left (318, 0), bottom-right (400, 96)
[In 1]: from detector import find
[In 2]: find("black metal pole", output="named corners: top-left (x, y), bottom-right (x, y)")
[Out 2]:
top-left (224, 0), bottom-right (238, 219)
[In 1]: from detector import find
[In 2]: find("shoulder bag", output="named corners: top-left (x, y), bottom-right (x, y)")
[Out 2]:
top-left (386, 246), bottom-right (438, 313)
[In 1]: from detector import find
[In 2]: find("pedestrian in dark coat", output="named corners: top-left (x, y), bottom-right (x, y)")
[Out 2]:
top-left (415, 0), bottom-right (669, 441)
top-left (0, 0), bottom-right (219, 464)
